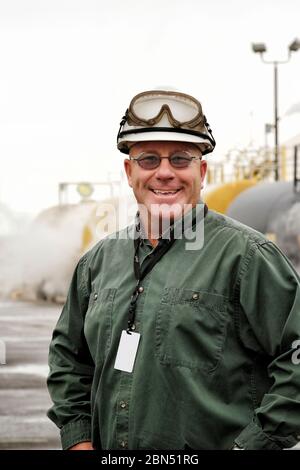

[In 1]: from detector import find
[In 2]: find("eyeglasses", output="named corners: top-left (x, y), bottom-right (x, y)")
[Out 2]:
top-left (129, 152), bottom-right (201, 170)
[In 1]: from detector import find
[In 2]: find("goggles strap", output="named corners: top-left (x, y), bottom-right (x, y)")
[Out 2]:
top-left (117, 109), bottom-right (129, 142)
top-left (203, 116), bottom-right (216, 147)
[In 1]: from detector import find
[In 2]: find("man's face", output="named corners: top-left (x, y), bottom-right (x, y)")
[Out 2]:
top-left (124, 141), bottom-right (207, 222)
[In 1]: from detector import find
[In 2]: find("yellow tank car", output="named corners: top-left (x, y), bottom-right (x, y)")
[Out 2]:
top-left (203, 179), bottom-right (257, 214)
top-left (81, 194), bottom-right (137, 252)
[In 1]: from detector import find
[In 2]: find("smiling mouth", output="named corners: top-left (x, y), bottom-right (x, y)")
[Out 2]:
top-left (150, 189), bottom-right (182, 195)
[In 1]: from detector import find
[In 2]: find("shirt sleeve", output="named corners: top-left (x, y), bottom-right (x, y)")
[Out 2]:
top-left (235, 241), bottom-right (300, 450)
top-left (47, 254), bottom-right (95, 450)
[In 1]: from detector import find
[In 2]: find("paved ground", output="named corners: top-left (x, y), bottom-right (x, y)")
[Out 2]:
top-left (0, 301), bottom-right (61, 449)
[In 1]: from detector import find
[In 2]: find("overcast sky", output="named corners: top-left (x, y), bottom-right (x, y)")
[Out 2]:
top-left (0, 0), bottom-right (300, 214)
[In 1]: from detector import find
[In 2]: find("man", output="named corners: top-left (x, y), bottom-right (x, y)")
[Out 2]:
top-left (47, 90), bottom-right (300, 450)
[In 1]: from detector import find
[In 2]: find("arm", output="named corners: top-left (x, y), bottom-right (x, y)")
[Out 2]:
top-left (47, 254), bottom-right (95, 450)
top-left (234, 241), bottom-right (300, 450)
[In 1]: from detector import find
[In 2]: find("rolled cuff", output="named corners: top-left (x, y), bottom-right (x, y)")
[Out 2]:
top-left (60, 419), bottom-right (92, 450)
top-left (235, 421), bottom-right (297, 450)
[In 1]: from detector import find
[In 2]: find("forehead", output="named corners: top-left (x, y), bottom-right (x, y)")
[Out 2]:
top-left (129, 140), bottom-right (201, 156)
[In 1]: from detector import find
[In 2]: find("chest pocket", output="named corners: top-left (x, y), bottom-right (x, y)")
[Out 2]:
top-left (84, 288), bottom-right (116, 364)
top-left (155, 288), bottom-right (228, 374)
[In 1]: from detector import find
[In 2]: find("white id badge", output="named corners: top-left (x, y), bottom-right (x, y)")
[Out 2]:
top-left (114, 330), bottom-right (141, 373)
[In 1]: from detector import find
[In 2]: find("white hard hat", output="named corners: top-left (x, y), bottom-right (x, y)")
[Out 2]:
top-left (117, 90), bottom-right (216, 155)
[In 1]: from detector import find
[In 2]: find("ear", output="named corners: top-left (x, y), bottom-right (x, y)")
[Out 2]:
top-left (200, 160), bottom-right (207, 189)
top-left (124, 158), bottom-right (133, 188)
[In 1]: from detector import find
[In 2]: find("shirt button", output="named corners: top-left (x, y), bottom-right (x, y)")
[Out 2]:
top-left (138, 286), bottom-right (144, 293)
top-left (192, 293), bottom-right (199, 300)
top-left (120, 401), bottom-right (127, 409)
top-left (120, 440), bottom-right (128, 448)
top-left (94, 293), bottom-right (98, 300)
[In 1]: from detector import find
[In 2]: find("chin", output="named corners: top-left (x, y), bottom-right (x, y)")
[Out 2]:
top-left (149, 203), bottom-right (185, 222)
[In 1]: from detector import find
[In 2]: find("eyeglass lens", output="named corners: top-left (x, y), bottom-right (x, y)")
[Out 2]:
top-left (134, 154), bottom-right (195, 169)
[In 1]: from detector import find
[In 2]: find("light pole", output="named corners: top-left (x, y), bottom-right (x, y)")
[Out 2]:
top-left (252, 39), bottom-right (300, 181)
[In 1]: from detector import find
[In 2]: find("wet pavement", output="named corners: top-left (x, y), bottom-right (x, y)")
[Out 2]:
top-left (0, 301), bottom-right (61, 449)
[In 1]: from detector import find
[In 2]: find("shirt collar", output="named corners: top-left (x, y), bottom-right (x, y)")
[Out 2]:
top-left (134, 201), bottom-right (208, 244)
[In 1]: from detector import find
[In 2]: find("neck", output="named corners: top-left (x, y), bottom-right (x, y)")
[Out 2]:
top-left (137, 201), bottom-right (205, 246)
top-left (149, 238), bottom-right (159, 247)
top-left (137, 205), bottom-right (185, 246)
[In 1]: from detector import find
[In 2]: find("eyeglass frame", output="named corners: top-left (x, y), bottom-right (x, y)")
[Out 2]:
top-left (128, 151), bottom-right (202, 170)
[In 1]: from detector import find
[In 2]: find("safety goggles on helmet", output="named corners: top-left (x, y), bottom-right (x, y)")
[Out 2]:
top-left (128, 90), bottom-right (204, 128)
top-left (117, 90), bottom-right (216, 156)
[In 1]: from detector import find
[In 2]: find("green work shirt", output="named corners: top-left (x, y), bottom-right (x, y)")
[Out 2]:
top-left (47, 209), bottom-right (300, 450)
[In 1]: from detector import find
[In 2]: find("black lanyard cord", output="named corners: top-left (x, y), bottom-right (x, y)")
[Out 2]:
top-left (127, 232), bottom-right (176, 333)
top-left (133, 232), bottom-right (176, 281)
top-left (127, 204), bottom-right (208, 333)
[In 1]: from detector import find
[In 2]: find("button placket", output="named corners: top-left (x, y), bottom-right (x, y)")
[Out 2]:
top-left (115, 278), bottom-right (149, 448)
top-left (115, 373), bottom-right (132, 450)
top-left (119, 440), bottom-right (128, 449)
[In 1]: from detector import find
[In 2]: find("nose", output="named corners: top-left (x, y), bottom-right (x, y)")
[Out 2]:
top-left (154, 157), bottom-right (176, 181)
